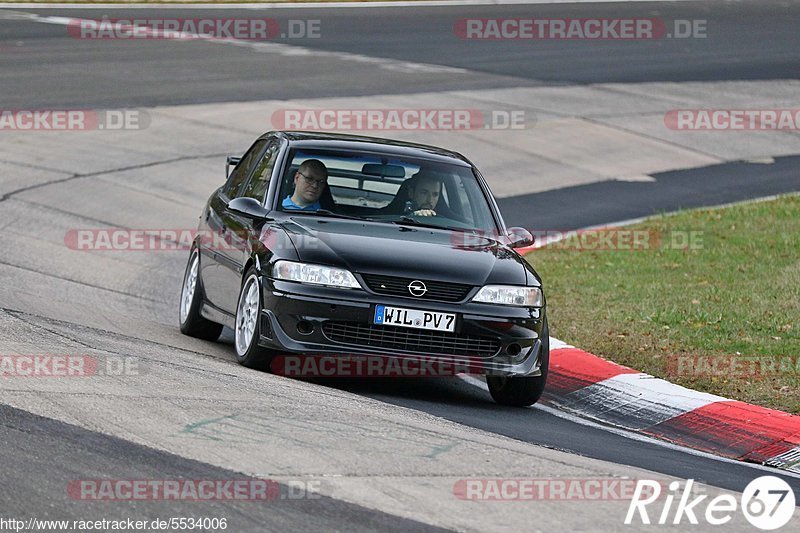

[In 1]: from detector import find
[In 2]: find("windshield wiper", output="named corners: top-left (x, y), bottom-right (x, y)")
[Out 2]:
top-left (391, 217), bottom-right (467, 232)
top-left (305, 209), bottom-right (368, 221)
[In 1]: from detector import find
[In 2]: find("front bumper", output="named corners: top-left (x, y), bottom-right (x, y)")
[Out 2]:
top-left (257, 277), bottom-right (546, 377)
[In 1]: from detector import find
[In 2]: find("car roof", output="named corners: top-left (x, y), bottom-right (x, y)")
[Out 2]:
top-left (264, 131), bottom-right (474, 168)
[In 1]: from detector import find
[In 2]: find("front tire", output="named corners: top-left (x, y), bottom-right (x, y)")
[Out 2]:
top-left (487, 319), bottom-right (549, 407)
top-left (234, 268), bottom-right (272, 369)
top-left (179, 249), bottom-right (223, 341)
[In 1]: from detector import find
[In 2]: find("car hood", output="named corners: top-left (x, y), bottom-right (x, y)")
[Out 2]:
top-left (280, 217), bottom-right (532, 286)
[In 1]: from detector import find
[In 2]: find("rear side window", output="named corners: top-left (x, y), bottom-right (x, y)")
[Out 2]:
top-left (223, 140), bottom-right (267, 198)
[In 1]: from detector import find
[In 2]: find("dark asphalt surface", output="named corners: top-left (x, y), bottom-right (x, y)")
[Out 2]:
top-left (498, 155), bottom-right (800, 230)
top-left (2, 0), bottom-right (800, 527)
top-left (1, 1), bottom-right (799, 107)
top-left (320, 376), bottom-right (800, 495)
top-left (0, 404), bottom-right (445, 532)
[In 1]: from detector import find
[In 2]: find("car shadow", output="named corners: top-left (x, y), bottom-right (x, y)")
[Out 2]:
top-left (308, 375), bottom-right (541, 417)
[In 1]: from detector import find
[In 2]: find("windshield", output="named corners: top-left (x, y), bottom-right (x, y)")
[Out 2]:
top-left (276, 148), bottom-right (499, 233)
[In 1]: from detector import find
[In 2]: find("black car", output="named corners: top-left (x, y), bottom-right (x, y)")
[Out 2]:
top-left (179, 131), bottom-right (548, 406)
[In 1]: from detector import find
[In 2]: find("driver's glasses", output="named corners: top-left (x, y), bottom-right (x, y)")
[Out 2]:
top-left (299, 173), bottom-right (326, 187)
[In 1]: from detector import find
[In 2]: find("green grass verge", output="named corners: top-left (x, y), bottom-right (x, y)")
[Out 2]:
top-left (526, 194), bottom-right (800, 414)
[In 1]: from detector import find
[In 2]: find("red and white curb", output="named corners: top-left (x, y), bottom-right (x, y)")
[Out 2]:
top-left (542, 338), bottom-right (800, 474)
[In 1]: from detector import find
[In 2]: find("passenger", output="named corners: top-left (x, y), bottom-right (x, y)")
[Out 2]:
top-left (282, 159), bottom-right (328, 211)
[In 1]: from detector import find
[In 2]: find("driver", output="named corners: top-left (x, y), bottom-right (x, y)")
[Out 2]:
top-left (402, 170), bottom-right (442, 217)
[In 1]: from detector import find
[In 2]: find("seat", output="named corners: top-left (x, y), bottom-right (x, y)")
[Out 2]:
top-left (319, 184), bottom-right (336, 211)
top-left (382, 176), bottom-right (418, 214)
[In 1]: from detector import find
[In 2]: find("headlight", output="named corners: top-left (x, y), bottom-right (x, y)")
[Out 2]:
top-left (272, 260), bottom-right (361, 289)
top-left (472, 285), bottom-right (542, 307)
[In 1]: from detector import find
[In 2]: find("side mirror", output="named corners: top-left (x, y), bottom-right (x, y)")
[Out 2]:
top-left (507, 227), bottom-right (534, 248)
top-left (225, 156), bottom-right (241, 179)
top-left (227, 197), bottom-right (271, 221)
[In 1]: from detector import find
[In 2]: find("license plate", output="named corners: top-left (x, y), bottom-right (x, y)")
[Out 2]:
top-left (374, 305), bottom-right (456, 333)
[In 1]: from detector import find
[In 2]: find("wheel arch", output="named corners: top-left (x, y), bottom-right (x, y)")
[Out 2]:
top-left (242, 253), bottom-right (266, 284)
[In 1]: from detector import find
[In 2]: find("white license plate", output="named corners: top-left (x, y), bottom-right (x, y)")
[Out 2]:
top-left (373, 305), bottom-right (456, 333)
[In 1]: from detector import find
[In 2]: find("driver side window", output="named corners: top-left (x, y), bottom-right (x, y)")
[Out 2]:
top-left (223, 140), bottom-right (267, 198)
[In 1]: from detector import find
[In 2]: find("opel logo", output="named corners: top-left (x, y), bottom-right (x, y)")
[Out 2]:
top-left (408, 280), bottom-right (427, 297)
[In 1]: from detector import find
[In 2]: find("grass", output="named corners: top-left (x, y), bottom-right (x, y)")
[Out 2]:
top-left (525, 194), bottom-right (800, 414)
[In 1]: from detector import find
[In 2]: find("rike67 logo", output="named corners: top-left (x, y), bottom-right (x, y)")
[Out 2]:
top-left (626, 476), bottom-right (795, 530)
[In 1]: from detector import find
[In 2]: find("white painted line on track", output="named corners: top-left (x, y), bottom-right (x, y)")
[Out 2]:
top-left (7, 11), bottom-right (469, 74)
top-left (0, 1), bottom-right (710, 10)
top-left (766, 446), bottom-right (800, 474)
top-left (615, 174), bottom-right (657, 182)
top-left (549, 337), bottom-right (574, 350)
top-left (557, 372), bottom-right (727, 430)
top-left (458, 373), bottom-right (800, 480)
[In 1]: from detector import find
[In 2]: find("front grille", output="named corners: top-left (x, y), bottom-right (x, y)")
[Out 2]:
top-left (360, 274), bottom-right (472, 302)
top-left (322, 322), bottom-right (500, 358)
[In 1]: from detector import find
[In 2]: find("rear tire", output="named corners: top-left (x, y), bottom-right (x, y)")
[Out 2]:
top-left (234, 268), bottom-right (272, 369)
top-left (487, 318), bottom-right (549, 407)
top-left (179, 249), bottom-right (223, 341)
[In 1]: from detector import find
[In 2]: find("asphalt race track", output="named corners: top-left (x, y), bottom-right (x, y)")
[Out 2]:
top-left (1, 1), bottom-right (799, 531)
top-left (2, 1), bottom-right (800, 107)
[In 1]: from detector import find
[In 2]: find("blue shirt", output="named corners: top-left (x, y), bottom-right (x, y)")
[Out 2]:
top-left (282, 195), bottom-right (320, 211)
